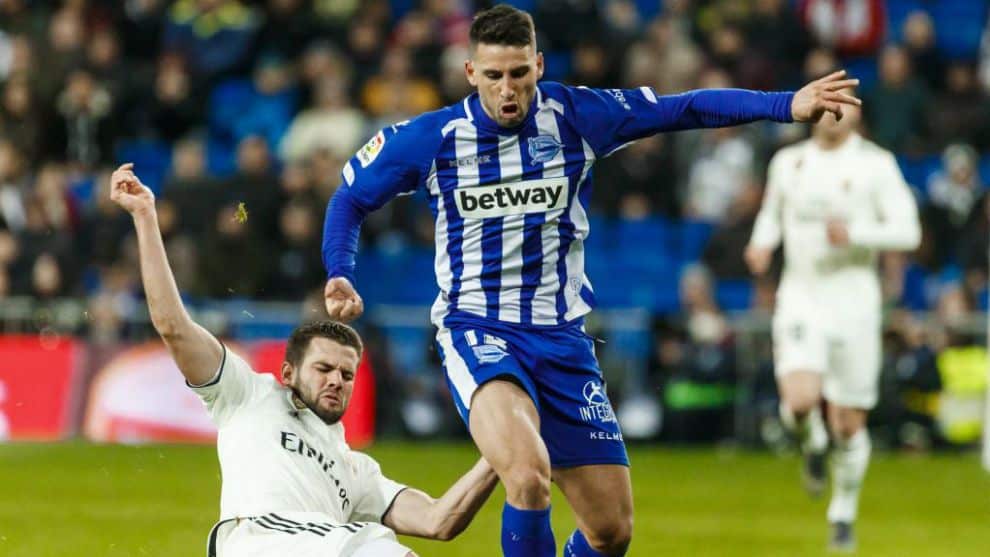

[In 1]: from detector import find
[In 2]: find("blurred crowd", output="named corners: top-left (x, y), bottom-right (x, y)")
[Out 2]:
top-left (1, 0), bottom-right (988, 445)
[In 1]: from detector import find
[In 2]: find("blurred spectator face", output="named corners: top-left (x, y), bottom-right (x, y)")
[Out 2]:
top-left (945, 63), bottom-right (976, 94)
top-left (381, 48), bottom-right (413, 80)
top-left (935, 285), bottom-right (969, 326)
top-left (301, 42), bottom-right (350, 85)
top-left (0, 266), bottom-right (8, 298)
top-left (254, 56), bottom-right (294, 95)
top-left (156, 199), bottom-right (178, 236)
top-left (3, 74), bottom-right (32, 117)
top-left (618, 193), bottom-right (651, 220)
top-left (679, 265), bottom-right (714, 311)
top-left (9, 35), bottom-right (33, 76)
top-left (65, 69), bottom-right (97, 107)
top-left (943, 144), bottom-right (977, 185)
top-left (756, 0), bottom-right (785, 16)
top-left (35, 163), bottom-right (68, 200)
top-left (269, 0), bottom-right (304, 14)
top-left (812, 87), bottom-right (860, 141)
top-left (697, 67), bottom-right (732, 89)
top-left (280, 203), bottom-right (315, 243)
top-left (280, 161), bottom-right (310, 195)
top-left (0, 230), bottom-right (19, 266)
top-left (48, 9), bottom-right (85, 53)
top-left (314, 77), bottom-right (347, 109)
top-left (172, 139), bottom-right (206, 180)
top-left (709, 26), bottom-right (745, 63)
top-left (196, 0), bottom-right (224, 12)
top-left (466, 41), bottom-right (544, 128)
top-left (903, 11), bottom-right (935, 50)
top-left (572, 43), bottom-right (607, 83)
top-left (348, 19), bottom-right (383, 59)
top-left (0, 140), bottom-right (25, 181)
top-left (32, 253), bottom-right (63, 297)
top-left (441, 44), bottom-right (473, 100)
top-left (803, 48), bottom-right (838, 81)
top-left (216, 204), bottom-right (248, 238)
top-left (879, 45), bottom-right (910, 87)
top-left (87, 28), bottom-right (120, 69)
top-left (156, 55), bottom-right (191, 103)
top-left (236, 136), bottom-right (271, 176)
top-left (396, 11), bottom-right (434, 49)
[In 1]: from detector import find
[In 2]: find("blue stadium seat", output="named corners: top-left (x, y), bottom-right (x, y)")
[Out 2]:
top-left (896, 154), bottom-right (941, 198)
top-left (679, 219), bottom-right (714, 263)
top-left (931, 0), bottom-right (988, 60)
top-left (114, 139), bottom-right (172, 195)
top-left (842, 57), bottom-right (878, 91)
top-left (715, 280), bottom-right (754, 311)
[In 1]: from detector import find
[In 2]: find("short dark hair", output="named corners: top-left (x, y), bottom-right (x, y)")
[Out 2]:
top-left (285, 320), bottom-right (363, 367)
top-left (469, 4), bottom-right (535, 49)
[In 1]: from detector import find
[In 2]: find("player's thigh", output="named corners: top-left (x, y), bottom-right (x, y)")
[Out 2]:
top-left (777, 371), bottom-right (823, 413)
top-left (469, 379), bottom-right (549, 472)
top-left (350, 538), bottom-right (417, 557)
top-left (823, 320), bottom-right (881, 412)
top-left (553, 464), bottom-right (633, 542)
top-left (773, 310), bottom-right (827, 376)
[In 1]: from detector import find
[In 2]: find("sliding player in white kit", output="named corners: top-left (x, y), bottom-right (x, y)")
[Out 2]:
top-left (745, 90), bottom-right (920, 551)
top-left (109, 163), bottom-right (499, 557)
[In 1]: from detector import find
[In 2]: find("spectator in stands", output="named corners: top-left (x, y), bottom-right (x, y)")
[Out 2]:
top-left (798, 0), bottom-right (885, 58)
top-left (593, 134), bottom-right (678, 217)
top-left (137, 53), bottom-right (202, 144)
top-left (225, 135), bottom-right (281, 237)
top-left (1, 72), bottom-right (42, 164)
top-left (280, 77), bottom-right (367, 164)
top-left (30, 252), bottom-right (66, 299)
top-left (925, 143), bottom-right (984, 267)
top-left (40, 8), bottom-right (87, 103)
top-left (438, 44), bottom-right (473, 104)
top-left (346, 16), bottom-right (386, 90)
top-left (863, 45), bottom-right (929, 153)
top-left (0, 140), bottom-right (30, 233)
top-left (394, 8), bottom-right (447, 82)
top-left (278, 158), bottom-right (320, 208)
top-left (746, 0), bottom-right (810, 89)
top-left (703, 182), bottom-right (764, 280)
top-left (682, 119), bottom-right (757, 222)
top-left (118, 0), bottom-right (167, 63)
top-left (48, 68), bottom-right (116, 168)
top-left (256, 0), bottom-right (316, 60)
top-left (0, 33), bottom-right (34, 83)
top-left (162, 0), bottom-right (261, 86)
top-left (568, 41), bottom-right (615, 89)
top-left (297, 40), bottom-right (352, 108)
top-left (79, 167), bottom-right (131, 269)
top-left (627, 15), bottom-right (702, 95)
top-left (34, 162), bottom-right (79, 234)
top-left (228, 53), bottom-right (298, 152)
top-left (86, 26), bottom-right (130, 111)
top-left (198, 201), bottom-right (272, 298)
top-left (902, 10), bottom-right (943, 91)
top-left (267, 198), bottom-right (324, 299)
top-left (360, 46), bottom-right (441, 125)
top-left (927, 62), bottom-right (990, 151)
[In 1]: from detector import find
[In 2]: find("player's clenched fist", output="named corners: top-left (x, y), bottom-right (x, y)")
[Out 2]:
top-left (109, 162), bottom-right (155, 216)
top-left (324, 277), bottom-right (364, 322)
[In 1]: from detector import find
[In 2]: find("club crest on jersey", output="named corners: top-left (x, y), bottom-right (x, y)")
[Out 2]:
top-left (356, 131), bottom-right (385, 168)
top-left (464, 331), bottom-right (510, 364)
top-left (527, 135), bottom-right (562, 164)
top-left (579, 380), bottom-right (616, 424)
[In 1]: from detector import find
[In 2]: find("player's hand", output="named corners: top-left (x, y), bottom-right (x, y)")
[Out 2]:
top-left (744, 245), bottom-right (773, 275)
top-left (109, 163), bottom-right (156, 217)
top-left (791, 70), bottom-right (861, 123)
top-left (324, 277), bottom-right (364, 322)
top-left (826, 219), bottom-right (850, 246)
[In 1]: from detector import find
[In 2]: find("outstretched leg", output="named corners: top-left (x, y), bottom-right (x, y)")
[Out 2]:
top-left (555, 465), bottom-right (633, 556)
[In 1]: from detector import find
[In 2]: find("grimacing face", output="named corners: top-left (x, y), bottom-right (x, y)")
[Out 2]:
top-left (465, 42), bottom-right (544, 128)
top-left (281, 337), bottom-right (359, 425)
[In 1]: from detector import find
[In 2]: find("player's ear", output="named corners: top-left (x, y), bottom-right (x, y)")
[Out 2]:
top-left (280, 361), bottom-right (294, 385)
top-left (465, 59), bottom-right (478, 87)
top-left (536, 51), bottom-right (544, 80)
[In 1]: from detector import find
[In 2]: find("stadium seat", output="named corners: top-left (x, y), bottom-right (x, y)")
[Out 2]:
top-left (715, 279), bottom-right (754, 311)
top-left (931, 0), bottom-right (988, 60)
top-left (679, 219), bottom-right (714, 263)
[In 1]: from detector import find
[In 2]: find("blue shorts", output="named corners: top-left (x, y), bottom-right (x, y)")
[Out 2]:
top-left (435, 313), bottom-right (628, 468)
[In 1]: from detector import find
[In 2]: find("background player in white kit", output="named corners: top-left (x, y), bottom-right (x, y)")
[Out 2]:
top-left (745, 89), bottom-right (921, 551)
top-left (109, 163), bottom-right (499, 557)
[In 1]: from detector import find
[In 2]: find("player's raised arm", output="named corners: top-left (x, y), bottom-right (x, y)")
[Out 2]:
top-left (110, 163), bottom-right (222, 385)
top-left (382, 458), bottom-right (499, 541)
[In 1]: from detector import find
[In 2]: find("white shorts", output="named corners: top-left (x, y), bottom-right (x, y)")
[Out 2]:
top-left (772, 307), bottom-right (880, 409)
top-left (212, 513), bottom-right (410, 557)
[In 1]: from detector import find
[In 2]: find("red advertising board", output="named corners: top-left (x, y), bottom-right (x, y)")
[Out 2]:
top-left (0, 335), bottom-right (84, 440)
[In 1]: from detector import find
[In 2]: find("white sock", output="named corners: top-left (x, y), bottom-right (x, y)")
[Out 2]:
top-left (827, 429), bottom-right (871, 524)
top-left (780, 403), bottom-right (828, 454)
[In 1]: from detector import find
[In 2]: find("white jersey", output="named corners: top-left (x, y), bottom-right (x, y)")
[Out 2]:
top-left (750, 133), bottom-right (921, 317)
top-left (189, 345), bottom-right (406, 554)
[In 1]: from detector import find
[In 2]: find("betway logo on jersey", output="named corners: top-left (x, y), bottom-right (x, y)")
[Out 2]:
top-left (455, 177), bottom-right (568, 219)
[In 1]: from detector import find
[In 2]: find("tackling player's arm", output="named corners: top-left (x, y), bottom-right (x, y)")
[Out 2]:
top-left (383, 458), bottom-right (498, 541)
top-left (828, 152), bottom-right (921, 250)
top-left (746, 153), bottom-right (787, 275)
top-left (109, 163), bottom-right (222, 385)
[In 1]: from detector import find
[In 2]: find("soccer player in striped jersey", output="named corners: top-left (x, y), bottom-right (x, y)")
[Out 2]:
top-left (322, 5), bottom-right (861, 556)
top-left (109, 164), bottom-right (499, 557)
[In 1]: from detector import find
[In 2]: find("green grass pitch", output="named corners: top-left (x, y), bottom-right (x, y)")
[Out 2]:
top-left (1, 442), bottom-right (987, 556)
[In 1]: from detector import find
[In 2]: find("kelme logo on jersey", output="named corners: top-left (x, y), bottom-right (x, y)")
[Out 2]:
top-left (579, 380), bottom-right (616, 424)
top-left (356, 131), bottom-right (385, 168)
top-left (455, 177), bottom-right (569, 219)
top-left (527, 135), bottom-right (562, 164)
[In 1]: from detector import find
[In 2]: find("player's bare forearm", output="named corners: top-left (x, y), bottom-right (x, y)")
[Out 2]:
top-left (384, 458), bottom-right (498, 540)
top-left (124, 179), bottom-right (221, 385)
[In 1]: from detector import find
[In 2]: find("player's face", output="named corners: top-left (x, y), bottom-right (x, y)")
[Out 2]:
top-left (286, 338), bottom-right (359, 425)
top-left (466, 42), bottom-right (544, 128)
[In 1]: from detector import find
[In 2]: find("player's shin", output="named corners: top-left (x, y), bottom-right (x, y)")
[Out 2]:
top-left (501, 503), bottom-right (556, 557)
top-left (827, 428), bottom-right (871, 524)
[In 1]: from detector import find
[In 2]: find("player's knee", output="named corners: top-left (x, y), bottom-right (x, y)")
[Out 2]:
top-left (785, 396), bottom-right (817, 417)
top-left (585, 515), bottom-right (633, 555)
top-left (832, 420), bottom-right (862, 441)
top-left (502, 463), bottom-right (551, 507)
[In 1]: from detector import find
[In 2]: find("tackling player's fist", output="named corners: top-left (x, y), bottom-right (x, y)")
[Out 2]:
top-left (744, 245), bottom-right (773, 276)
top-left (324, 277), bottom-right (364, 323)
top-left (109, 162), bottom-right (155, 217)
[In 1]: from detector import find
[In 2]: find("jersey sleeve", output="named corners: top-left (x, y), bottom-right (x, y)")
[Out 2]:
top-left (848, 152), bottom-right (922, 250)
top-left (322, 119), bottom-right (436, 283)
top-left (187, 344), bottom-right (271, 427)
top-left (554, 84), bottom-right (794, 157)
top-left (749, 151), bottom-right (788, 249)
top-left (348, 451), bottom-right (408, 523)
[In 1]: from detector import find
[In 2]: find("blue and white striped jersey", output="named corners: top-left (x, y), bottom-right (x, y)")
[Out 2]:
top-left (323, 82), bottom-right (794, 327)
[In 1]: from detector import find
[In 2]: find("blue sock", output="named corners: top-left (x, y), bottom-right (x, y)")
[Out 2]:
top-left (501, 503), bottom-right (555, 557)
top-left (563, 529), bottom-right (612, 557)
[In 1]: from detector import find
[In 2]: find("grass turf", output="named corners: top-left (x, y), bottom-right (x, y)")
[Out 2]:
top-left (0, 442), bottom-right (987, 556)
